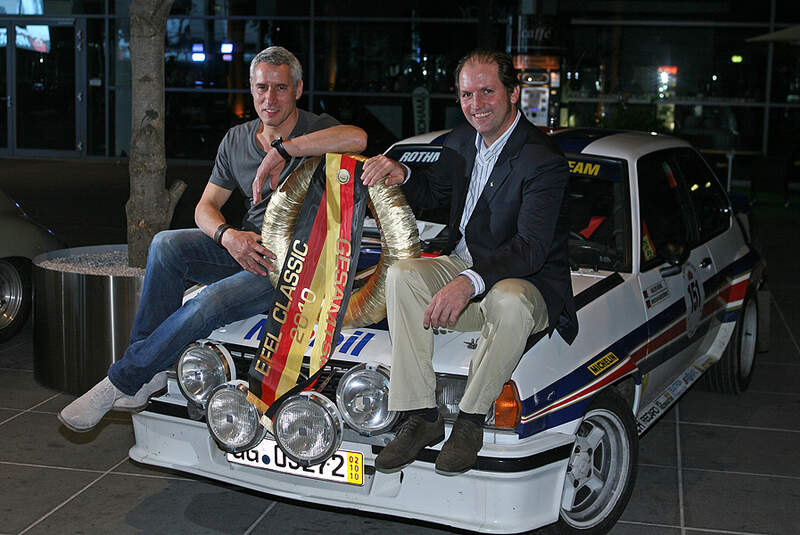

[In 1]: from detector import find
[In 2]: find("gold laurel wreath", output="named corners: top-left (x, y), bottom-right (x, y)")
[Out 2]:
top-left (261, 155), bottom-right (421, 328)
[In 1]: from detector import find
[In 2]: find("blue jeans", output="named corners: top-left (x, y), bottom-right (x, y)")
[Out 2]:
top-left (108, 229), bottom-right (275, 395)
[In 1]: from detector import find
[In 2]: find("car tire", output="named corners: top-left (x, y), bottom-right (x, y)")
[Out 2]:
top-left (0, 258), bottom-right (32, 343)
top-left (542, 388), bottom-right (638, 535)
top-left (700, 288), bottom-right (757, 394)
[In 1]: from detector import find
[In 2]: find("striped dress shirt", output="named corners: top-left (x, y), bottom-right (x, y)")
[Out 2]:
top-left (454, 111), bottom-right (522, 296)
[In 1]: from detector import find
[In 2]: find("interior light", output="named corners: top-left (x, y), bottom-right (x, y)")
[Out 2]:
top-left (192, 43), bottom-right (204, 52)
top-left (731, 55), bottom-right (743, 64)
top-left (220, 42), bottom-right (234, 53)
top-left (691, 184), bottom-right (699, 191)
top-left (712, 74), bottom-right (718, 81)
top-left (191, 53), bottom-right (206, 62)
top-left (222, 54), bottom-right (233, 62)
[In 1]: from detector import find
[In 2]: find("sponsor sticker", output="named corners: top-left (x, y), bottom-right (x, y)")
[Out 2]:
top-left (588, 352), bottom-right (619, 376)
top-left (644, 280), bottom-right (670, 308)
top-left (398, 151), bottom-right (440, 163)
top-left (684, 263), bottom-right (705, 338)
top-left (567, 160), bottom-right (601, 176)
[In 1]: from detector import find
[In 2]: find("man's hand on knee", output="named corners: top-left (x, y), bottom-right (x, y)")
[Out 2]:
top-left (424, 275), bottom-right (474, 329)
top-left (221, 230), bottom-right (277, 276)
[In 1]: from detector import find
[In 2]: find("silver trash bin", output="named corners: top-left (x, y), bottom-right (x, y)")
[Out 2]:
top-left (33, 245), bottom-right (143, 395)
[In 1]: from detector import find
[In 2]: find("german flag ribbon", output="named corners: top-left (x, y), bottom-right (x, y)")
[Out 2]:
top-left (248, 154), bottom-right (366, 417)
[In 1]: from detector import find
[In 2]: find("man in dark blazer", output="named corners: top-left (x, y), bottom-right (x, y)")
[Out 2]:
top-left (361, 50), bottom-right (577, 475)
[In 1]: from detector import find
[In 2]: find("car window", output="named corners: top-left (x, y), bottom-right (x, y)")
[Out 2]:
top-left (636, 152), bottom-right (692, 271)
top-left (672, 148), bottom-right (731, 244)
top-left (567, 156), bottom-right (631, 272)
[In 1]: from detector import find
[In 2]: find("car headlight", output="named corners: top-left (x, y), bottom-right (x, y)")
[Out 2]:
top-left (177, 341), bottom-right (233, 407)
top-left (206, 381), bottom-right (265, 453)
top-left (435, 374), bottom-right (467, 420)
top-left (273, 392), bottom-right (343, 467)
top-left (336, 363), bottom-right (397, 435)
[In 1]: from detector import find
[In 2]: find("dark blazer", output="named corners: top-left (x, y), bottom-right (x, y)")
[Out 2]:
top-left (403, 118), bottom-right (578, 344)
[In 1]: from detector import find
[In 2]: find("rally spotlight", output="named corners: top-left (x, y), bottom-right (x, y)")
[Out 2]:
top-left (176, 341), bottom-right (234, 408)
top-left (273, 392), bottom-right (343, 467)
top-left (336, 363), bottom-right (397, 435)
top-left (205, 381), bottom-right (265, 453)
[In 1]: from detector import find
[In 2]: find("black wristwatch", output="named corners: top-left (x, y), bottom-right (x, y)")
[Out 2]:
top-left (270, 136), bottom-right (292, 163)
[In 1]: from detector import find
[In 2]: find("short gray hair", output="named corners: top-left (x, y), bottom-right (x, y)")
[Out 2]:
top-left (249, 46), bottom-right (303, 87)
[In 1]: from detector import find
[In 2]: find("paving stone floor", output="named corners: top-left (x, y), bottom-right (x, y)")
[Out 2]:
top-left (1, 163), bottom-right (799, 534)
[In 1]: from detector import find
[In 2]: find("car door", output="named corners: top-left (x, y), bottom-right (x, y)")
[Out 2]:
top-left (634, 150), bottom-right (714, 408)
top-left (672, 148), bottom-right (740, 355)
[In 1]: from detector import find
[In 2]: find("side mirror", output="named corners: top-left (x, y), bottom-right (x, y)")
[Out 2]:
top-left (658, 242), bottom-right (689, 277)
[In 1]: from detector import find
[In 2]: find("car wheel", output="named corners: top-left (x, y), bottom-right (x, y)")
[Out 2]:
top-left (545, 389), bottom-right (638, 535)
top-left (700, 288), bottom-right (757, 394)
top-left (0, 258), bottom-right (32, 342)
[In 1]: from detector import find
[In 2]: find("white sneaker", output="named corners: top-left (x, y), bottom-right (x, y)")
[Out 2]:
top-left (58, 377), bottom-right (126, 433)
top-left (112, 371), bottom-right (168, 412)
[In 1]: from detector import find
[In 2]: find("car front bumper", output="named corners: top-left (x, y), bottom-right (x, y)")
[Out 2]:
top-left (130, 383), bottom-right (576, 534)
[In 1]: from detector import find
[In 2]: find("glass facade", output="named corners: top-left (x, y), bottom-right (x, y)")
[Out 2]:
top-left (0, 0), bottom-right (798, 160)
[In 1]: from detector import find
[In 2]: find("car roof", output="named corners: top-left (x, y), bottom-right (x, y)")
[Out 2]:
top-left (550, 128), bottom-right (691, 161)
top-left (391, 127), bottom-right (693, 163)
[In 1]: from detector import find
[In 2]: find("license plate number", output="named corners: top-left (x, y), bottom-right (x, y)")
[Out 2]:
top-left (227, 439), bottom-right (364, 486)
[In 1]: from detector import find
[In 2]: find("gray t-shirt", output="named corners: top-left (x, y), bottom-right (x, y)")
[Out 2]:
top-left (209, 109), bottom-right (339, 231)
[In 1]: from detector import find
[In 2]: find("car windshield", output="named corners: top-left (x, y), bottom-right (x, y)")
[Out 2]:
top-left (566, 156), bottom-right (631, 272)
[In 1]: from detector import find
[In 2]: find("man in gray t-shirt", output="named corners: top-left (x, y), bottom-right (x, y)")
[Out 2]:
top-left (209, 108), bottom-right (338, 233)
top-left (60, 46), bottom-right (367, 433)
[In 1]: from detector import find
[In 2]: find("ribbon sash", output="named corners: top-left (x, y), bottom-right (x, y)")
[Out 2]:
top-left (248, 154), bottom-right (366, 416)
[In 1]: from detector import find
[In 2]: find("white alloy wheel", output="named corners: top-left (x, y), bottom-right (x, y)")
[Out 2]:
top-left (554, 389), bottom-right (638, 534)
top-left (701, 289), bottom-right (758, 394)
top-left (0, 258), bottom-right (32, 342)
top-left (738, 295), bottom-right (757, 379)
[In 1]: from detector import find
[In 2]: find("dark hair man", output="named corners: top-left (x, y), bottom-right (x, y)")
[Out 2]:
top-left (59, 46), bottom-right (367, 432)
top-left (360, 50), bottom-right (577, 474)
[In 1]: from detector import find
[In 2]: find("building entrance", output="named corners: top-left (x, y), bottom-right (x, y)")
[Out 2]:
top-left (0, 19), bottom-right (83, 157)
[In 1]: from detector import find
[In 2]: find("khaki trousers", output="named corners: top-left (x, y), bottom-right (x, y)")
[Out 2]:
top-left (386, 255), bottom-right (549, 415)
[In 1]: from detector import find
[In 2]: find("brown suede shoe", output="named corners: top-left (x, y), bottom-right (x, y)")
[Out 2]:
top-left (375, 414), bottom-right (444, 473)
top-left (435, 418), bottom-right (484, 475)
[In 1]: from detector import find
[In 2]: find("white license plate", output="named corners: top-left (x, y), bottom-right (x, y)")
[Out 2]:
top-left (227, 438), bottom-right (365, 486)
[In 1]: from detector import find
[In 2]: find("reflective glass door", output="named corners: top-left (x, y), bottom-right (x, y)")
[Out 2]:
top-left (14, 21), bottom-right (78, 154)
top-left (1, 24), bottom-right (9, 153)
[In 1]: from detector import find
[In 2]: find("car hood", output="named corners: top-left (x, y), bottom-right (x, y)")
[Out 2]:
top-left (205, 270), bottom-right (616, 378)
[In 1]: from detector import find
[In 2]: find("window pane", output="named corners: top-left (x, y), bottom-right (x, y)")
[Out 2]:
top-left (315, 0), bottom-right (496, 18)
top-left (673, 148), bottom-right (730, 243)
top-left (564, 26), bottom-right (768, 100)
top-left (314, 22), bottom-right (477, 94)
top-left (673, 105), bottom-right (763, 151)
top-left (637, 152), bottom-right (690, 269)
top-left (165, 19), bottom-right (309, 89)
top-left (315, 95), bottom-right (464, 155)
top-left (168, 0), bottom-right (310, 16)
top-left (563, 102), bottom-right (764, 151)
top-left (87, 18), bottom-right (106, 155)
top-left (567, 157), bottom-right (631, 272)
top-left (111, 18), bottom-right (130, 87)
top-left (16, 24), bottom-right (75, 151)
top-left (559, 1), bottom-right (772, 22)
top-left (771, 42), bottom-right (800, 104)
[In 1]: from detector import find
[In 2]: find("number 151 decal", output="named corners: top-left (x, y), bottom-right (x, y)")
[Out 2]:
top-left (684, 264), bottom-right (705, 338)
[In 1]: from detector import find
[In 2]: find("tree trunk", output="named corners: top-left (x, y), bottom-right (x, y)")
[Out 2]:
top-left (126, 0), bottom-right (185, 268)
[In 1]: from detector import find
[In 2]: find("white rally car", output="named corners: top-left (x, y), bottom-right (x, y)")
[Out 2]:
top-left (129, 128), bottom-right (768, 534)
